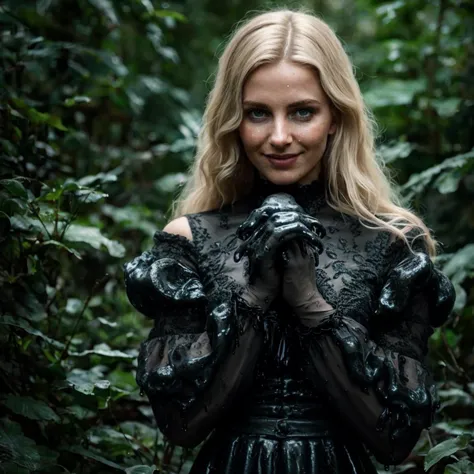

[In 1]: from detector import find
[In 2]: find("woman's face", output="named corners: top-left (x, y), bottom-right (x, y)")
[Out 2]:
top-left (239, 60), bottom-right (336, 186)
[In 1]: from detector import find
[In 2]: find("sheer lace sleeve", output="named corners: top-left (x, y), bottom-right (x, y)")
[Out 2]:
top-left (124, 230), bottom-right (262, 448)
top-left (296, 233), bottom-right (449, 466)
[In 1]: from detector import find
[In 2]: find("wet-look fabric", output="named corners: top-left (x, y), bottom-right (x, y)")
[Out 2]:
top-left (124, 177), bottom-right (450, 473)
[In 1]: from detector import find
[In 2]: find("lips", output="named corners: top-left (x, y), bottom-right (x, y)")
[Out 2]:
top-left (265, 153), bottom-right (301, 160)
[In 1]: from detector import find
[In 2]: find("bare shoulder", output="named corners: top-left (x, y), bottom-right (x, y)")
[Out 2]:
top-left (163, 216), bottom-right (193, 241)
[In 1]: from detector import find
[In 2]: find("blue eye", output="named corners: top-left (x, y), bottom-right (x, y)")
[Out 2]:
top-left (247, 109), bottom-right (268, 121)
top-left (293, 108), bottom-right (314, 120)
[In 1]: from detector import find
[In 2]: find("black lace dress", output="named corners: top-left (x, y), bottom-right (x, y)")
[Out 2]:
top-left (124, 178), bottom-right (445, 474)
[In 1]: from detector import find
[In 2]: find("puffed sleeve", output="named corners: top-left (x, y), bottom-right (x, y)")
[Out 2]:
top-left (124, 230), bottom-right (263, 448)
top-left (296, 232), bottom-right (453, 466)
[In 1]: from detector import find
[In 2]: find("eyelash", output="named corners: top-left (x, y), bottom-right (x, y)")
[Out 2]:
top-left (245, 107), bottom-right (316, 122)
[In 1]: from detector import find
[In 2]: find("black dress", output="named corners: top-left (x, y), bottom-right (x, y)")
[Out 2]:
top-left (124, 178), bottom-right (447, 473)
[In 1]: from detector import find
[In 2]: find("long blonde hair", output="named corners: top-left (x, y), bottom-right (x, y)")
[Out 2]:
top-left (172, 9), bottom-right (436, 256)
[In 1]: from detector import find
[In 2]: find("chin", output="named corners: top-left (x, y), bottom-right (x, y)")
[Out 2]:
top-left (260, 170), bottom-right (305, 187)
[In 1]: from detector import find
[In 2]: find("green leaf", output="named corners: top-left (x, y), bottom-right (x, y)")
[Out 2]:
top-left (63, 224), bottom-right (125, 258)
top-left (4, 395), bottom-right (60, 422)
top-left (98, 316), bottom-right (117, 327)
top-left (137, 0), bottom-right (154, 12)
top-left (41, 240), bottom-right (82, 259)
top-left (78, 171), bottom-right (119, 186)
top-left (436, 171), bottom-right (464, 194)
top-left (11, 98), bottom-right (67, 131)
top-left (0, 179), bottom-right (28, 199)
top-left (69, 343), bottom-right (135, 359)
top-left (442, 244), bottom-right (474, 285)
top-left (9, 215), bottom-right (43, 233)
top-left (46, 115), bottom-right (68, 131)
top-left (0, 211), bottom-right (11, 238)
top-left (64, 405), bottom-right (96, 420)
top-left (424, 434), bottom-right (472, 471)
top-left (0, 419), bottom-right (40, 471)
top-left (146, 9), bottom-right (187, 22)
top-left (88, 0), bottom-right (119, 25)
top-left (65, 298), bottom-right (83, 314)
top-left (14, 291), bottom-right (47, 322)
top-left (363, 79), bottom-right (426, 108)
top-left (64, 95), bottom-right (91, 106)
top-left (444, 459), bottom-right (474, 473)
top-left (376, 1), bottom-right (405, 23)
top-left (154, 173), bottom-right (187, 193)
top-left (125, 466), bottom-right (157, 474)
top-left (378, 141), bottom-right (413, 164)
top-left (0, 315), bottom-right (65, 349)
top-left (401, 150), bottom-right (474, 201)
top-left (67, 377), bottom-right (110, 395)
top-left (432, 98), bottom-right (461, 118)
top-left (75, 188), bottom-right (108, 203)
top-left (0, 138), bottom-right (17, 155)
top-left (0, 463), bottom-right (30, 474)
top-left (101, 204), bottom-right (156, 237)
top-left (35, 444), bottom-right (59, 470)
top-left (37, 0), bottom-right (53, 15)
top-left (436, 420), bottom-right (474, 437)
top-left (67, 445), bottom-right (124, 470)
top-left (0, 197), bottom-right (29, 215)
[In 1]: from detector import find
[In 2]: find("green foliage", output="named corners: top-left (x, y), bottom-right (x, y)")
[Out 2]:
top-left (0, 0), bottom-right (193, 472)
top-left (0, 0), bottom-right (473, 473)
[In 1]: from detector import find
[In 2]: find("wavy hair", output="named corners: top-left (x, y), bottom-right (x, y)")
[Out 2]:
top-left (172, 9), bottom-right (436, 256)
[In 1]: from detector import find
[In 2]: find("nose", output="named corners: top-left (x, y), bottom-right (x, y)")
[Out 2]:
top-left (269, 117), bottom-right (292, 148)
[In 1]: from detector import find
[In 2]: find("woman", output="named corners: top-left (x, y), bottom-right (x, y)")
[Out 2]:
top-left (124, 10), bottom-right (455, 473)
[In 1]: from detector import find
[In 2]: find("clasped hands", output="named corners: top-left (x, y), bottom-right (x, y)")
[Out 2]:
top-left (234, 193), bottom-right (455, 326)
top-left (233, 193), bottom-right (327, 314)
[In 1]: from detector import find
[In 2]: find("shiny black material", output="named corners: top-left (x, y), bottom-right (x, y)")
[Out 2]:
top-left (124, 176), bottom-right (455, 473)
top-left (235, 193), bottom-right (326, 281)
top-left (377, 252), bottom-right (456, 325)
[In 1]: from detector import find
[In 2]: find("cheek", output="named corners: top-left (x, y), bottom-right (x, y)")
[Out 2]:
top-left (239, 122), bottom-right (266, 150)
top-left (296, 121), bottom-right (332, 146)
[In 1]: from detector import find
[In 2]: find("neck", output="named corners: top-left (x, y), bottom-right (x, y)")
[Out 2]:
top-left (249, 173), bottom-right (327, 213)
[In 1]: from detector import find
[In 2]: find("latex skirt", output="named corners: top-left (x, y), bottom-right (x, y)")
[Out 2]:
top-left (189, 402), bottom-right (378, 474)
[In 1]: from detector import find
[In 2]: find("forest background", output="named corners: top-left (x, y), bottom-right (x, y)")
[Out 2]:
top-left (0, 0), bottom-right (473, 473)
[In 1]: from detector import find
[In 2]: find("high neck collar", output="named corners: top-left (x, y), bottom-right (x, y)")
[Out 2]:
top-left (248, 174), bottom-right (327, 213)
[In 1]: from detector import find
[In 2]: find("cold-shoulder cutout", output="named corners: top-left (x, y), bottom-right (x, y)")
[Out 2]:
top-left (163, 216), bottom-right (193, 241)
top-left (124, 215), bottom-right (263, 448)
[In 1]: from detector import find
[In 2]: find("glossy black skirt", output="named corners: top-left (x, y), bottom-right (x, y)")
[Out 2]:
top-left (189, 415), bottom-right (378, 474)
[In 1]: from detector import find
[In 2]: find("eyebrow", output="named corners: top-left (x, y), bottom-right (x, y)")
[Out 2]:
top-left (242, 99), bottom-right (321, 108)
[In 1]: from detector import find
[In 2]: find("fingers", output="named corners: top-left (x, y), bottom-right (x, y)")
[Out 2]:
top-left (281, 240), bottom-right (319, 267)
top-left (236, 193), bottom-right (304, 239)
top-left (300, 214), bottom-right (326, 239)
top-left (234, 218), bottom-right (268, 262)
top-left (234, 198), bottom-right (327, 274)
top-left (236, 206), bottom-right (271, 241)
top-left (251, 218), bottom-right (322, 260)
top-left (273, 222), bottom-right (324, 255)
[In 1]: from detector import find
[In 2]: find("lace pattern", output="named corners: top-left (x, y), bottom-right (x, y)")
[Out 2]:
top-left (125, 176), bottom-right (447, 464)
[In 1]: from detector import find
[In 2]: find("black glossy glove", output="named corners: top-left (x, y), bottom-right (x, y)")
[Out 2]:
top-left (234, 193), bottom-right (325, 311)
top-left (377, 251), bottom-right (456, 327)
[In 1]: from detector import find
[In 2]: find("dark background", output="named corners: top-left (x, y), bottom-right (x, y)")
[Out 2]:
top-left (0, 0), bottom-right (473, 473)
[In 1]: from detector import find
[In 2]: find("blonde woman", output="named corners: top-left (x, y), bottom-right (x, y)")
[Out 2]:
top-left (124, 10), bottom-right (455, 473)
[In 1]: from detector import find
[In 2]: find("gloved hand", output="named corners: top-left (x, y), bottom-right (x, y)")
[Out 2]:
top-left (281, 240), bottom-right (332, 316)
top-left (234, 193), bottom-right (325, 313)
top-left (376, 251), bottom-right (456, 326)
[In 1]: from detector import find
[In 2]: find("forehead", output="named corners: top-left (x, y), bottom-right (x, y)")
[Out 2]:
top-left (242, 60), bottom-right (326, 103)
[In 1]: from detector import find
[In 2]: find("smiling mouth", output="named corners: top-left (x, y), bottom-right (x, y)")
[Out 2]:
top-left (265, 153), bottom-right (301, 160)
